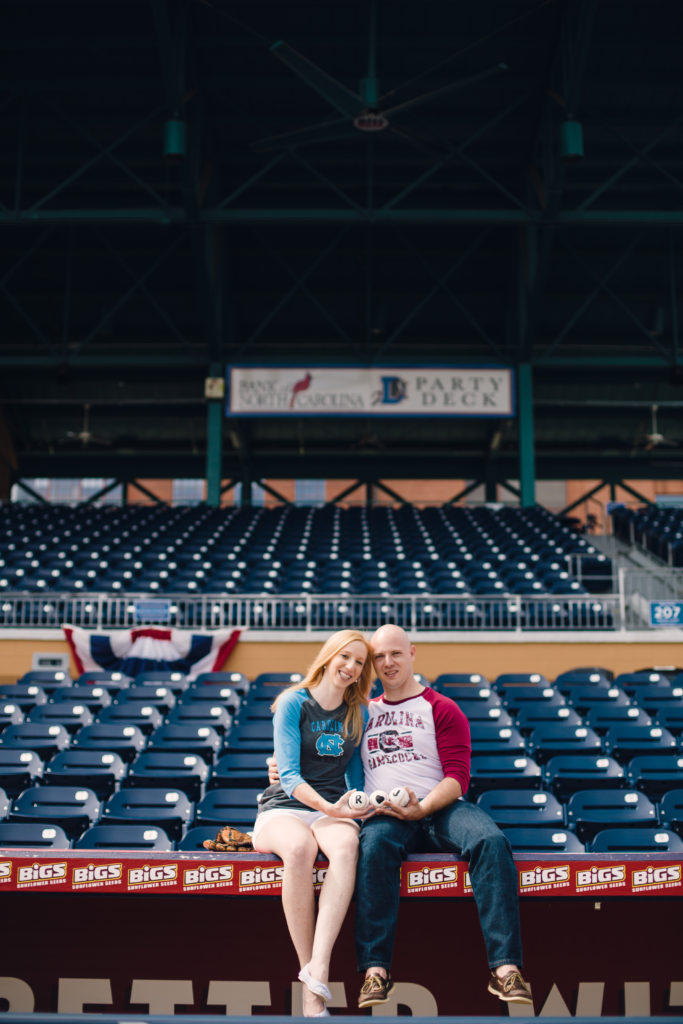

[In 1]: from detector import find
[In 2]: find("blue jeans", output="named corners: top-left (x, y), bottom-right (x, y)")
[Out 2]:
top-left (355, 800), bottom-right (523, 972)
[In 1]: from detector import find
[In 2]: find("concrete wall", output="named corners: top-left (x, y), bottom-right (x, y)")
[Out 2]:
top-left (1, 633), bottom-right (681, 686)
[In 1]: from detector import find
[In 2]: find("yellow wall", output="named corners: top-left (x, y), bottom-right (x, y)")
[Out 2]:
top-left (1, 634), bottom-right (681, 687)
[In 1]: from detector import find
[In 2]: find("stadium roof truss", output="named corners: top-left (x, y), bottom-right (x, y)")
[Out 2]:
top-left (2, 0), bottom-right (683, 501)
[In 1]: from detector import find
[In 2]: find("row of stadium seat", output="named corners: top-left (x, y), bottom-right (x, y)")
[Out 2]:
top-left (0, 784), bottom-right (681, 853)
top-left (1, 504), bottom-right (612, 596)
top-left (1, 666), bottom-right (682, 851)
top-left (611, 505), bottom-right (683, 565)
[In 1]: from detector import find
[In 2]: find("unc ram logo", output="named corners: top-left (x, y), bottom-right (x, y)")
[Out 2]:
top-left (316, 733), bottom-right (344, 757)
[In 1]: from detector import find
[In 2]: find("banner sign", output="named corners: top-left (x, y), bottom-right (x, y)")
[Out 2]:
top-left (1, 852), bottom-right (680, 898)
top-left (226, 366), bottom-right (514, 417)
top-left (650, 600), bottom-right (683, 627)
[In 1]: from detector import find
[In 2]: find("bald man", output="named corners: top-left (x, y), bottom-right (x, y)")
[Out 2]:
top-left (355, 624), bottom-right (531, 1009)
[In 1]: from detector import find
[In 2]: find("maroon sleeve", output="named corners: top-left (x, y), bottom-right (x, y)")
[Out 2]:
top-left (423, 688), bottom-right (471, 796)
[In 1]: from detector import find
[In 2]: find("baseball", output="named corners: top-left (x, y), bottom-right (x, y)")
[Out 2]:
top-left (348, 790), bottom-right (370, 811)
top-left (389, 786), bottom-right (410, 807)
top-left (370, 789), bottom-right (388, 808)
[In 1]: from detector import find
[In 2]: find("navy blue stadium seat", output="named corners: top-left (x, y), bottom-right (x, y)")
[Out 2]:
top-left (565, 684), bottom-right (631, 715)
top-left (75, 823), bottom-right (173, 851)
top-left (604, 724), bottom-right (677, 763)
top-left (433, 673), bottom-right (491, 689)
top-left (0, 723), bottom-right (70, 761)
top-left (253, 672), bottom-right (304, 686)
top-left (464, 705), bottom-right (515, 727)
top-left (100, 787), bottom-right (193, 840)
top-left (10, 785), bottom-right (101, 839)
top-left (468, 755), bottom-right (542, 799)
top-left (194, 787), bottom-right (261, 830)
top-left (71, 723), bottom-right (146, 762)
top-left (515, 705), bottom-right (583, 733)
top-left (614, 670), bottom-right (672, 694)
top-left (181, 684), bottom-right (241, 715)
top-left (586, 706), bottom-right (652, 732)
top-left (77, 671), bottom-right (130, 696)
top-left (627, 755), bottom-right (683, 799)
top-left (653, 705), bottom-right (683, 735)
top-left (125, 751), bottom-right (209, 800)
top-left (96, 702), bottom-right (164, 735)
top-left (495, 672), bottom-right (550, 690)
top-left (500, 686), bottom-right (567, 713)
top-left (476, 789), bottom-right (564, 828)
top-left (527, 724), bottom-right (603, 764)
top-left (566, 788), bottom-right (657, 842)
top-left (194, 671), bottom-right (250, 697)
top-left (0, 684), bottom-right (49, 712)
top-left (209, 751), bottom-right (271, 790)
top-left (0, 785), bottom-right (9, 821)
top-left (147, 724), bottom-right (222, 763)
top-left (133, 671), bottom-right (190, 694)
top-left (543, 755), bottom-right (625, 799)
top-left (0, 822), bottom-right (71, 848)
top-left (502, 826), bottom-right (585, 853)
top-left (659, 789), bottom-right (683, 835)
top-left (0, 701), bottom-right (24, 731)
top-left (226, 722), bottom-right (276, 753)
top-left (52, 685), bottom-right (113, 712)
top-left (18, 670), bottom-right (73, 693)
top-left (553, 668), bottom-right (613, 690)
top-left (166, 703), bottom-right (232, 736)
top-left (121, 684), bottom-right (177, 713)
top-left (588, 827), bottom-right (683, 853)
top-left (28, 702), bottom-right (94, 733)
top-left (432, 686), bottom-right (500, 711)
top-left (469, 724), bottom-right (526, 757)
top-left (629, 682), bottom-right (680, 714)
top-left (44, 749), bottom-right (127, 798)
top-left (0, 748), bottom-right (44, 796)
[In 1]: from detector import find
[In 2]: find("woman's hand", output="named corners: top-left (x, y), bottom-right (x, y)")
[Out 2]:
top-left (329, 790), bottom-right (374, 820)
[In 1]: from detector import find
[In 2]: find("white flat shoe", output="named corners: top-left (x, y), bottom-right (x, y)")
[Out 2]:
top-left (298, 964), bottom-right (331, 1003)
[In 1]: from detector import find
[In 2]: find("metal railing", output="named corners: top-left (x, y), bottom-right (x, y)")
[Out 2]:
top-left (0, 591), bottom-right (622, 632)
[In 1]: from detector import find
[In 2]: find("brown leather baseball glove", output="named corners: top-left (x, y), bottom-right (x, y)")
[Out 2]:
top-left (202, 825), bottom-right (253, 852)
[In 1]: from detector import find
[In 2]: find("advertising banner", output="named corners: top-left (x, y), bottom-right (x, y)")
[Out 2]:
top-left (1, 852), bottom-right (681, 898)
top-left (226, 366), bottom-right (514, 417)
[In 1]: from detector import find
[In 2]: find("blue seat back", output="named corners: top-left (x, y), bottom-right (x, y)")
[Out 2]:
top-left (502, 826), bottom-right (584, 853)
top-left (10, 784), bottom-right (101, 839)
top-left (76, 823), bottom-right (173, 850)
top-left (589, 827), bottom-right (683, 853)
top-left (476, 789), bottom-right (564, 828)
top-left (566, 787), bottom-right (657, 841)
top-left (0, 822), bottom-right (71, 848)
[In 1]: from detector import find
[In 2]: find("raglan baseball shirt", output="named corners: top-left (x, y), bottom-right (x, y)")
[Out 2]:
top-left (257, 687), bottom-right (366, 814)
top-left (360, 687), bottom-right (471, 798)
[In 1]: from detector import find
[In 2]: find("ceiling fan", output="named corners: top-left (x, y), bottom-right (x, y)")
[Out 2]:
top-left (639, 404), bottom-right (679, 452)
top-left (63, 403), bottom-right (112, 448)
top-left (252, 2), bottom-right (507, 152)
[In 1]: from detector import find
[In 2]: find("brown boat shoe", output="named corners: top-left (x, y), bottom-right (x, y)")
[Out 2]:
top-left (487, 969), bottom-right (533, 1004)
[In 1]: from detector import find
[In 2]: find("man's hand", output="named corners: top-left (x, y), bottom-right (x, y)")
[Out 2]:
top-left (266, 754), bottom-right (279, 784)
top-left (378, 788), bottom-right (426, 820)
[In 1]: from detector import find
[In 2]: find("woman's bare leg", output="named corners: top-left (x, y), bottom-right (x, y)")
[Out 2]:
top-left (306, 819), bottom-right (359, 988)
top-left (253, 816), bottom-right (323, 1015)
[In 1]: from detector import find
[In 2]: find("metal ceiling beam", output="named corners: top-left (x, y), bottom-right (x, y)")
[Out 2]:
top-left (9, 209), bottom-right (683, 225)
top-left (14, 449), bottom-right (683, 483)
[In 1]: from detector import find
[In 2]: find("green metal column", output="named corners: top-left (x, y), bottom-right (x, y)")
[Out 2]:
top-left (205, 364), bottom-right (223, 508)
top-left (517, 363), bottom-right (536, 507)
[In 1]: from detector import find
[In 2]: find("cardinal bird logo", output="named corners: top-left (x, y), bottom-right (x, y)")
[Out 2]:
top-left (290, 371), bottom-right (312, 408)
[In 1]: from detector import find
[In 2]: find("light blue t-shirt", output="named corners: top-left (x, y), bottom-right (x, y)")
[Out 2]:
top-left (257, 688), bottom-right (366, 813)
